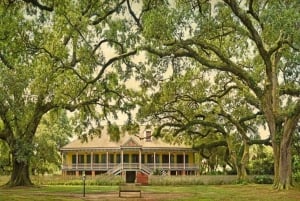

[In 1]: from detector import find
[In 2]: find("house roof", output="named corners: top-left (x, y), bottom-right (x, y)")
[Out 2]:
top-left (61, 127), bottom-right (195, 152)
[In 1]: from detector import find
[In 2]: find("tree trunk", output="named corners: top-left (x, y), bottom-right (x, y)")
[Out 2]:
top-left (272, 142), bottom-right (280, 186)
top-left (274, 117), bottom-right (298, 189)
top-left (277, 138), bottom-right (292, 189)
top-left (230, 150), bottom-right (246, 181)
top-left (239, 142), bottom-right (249, 181)
top-left (6, 155), bottom-right (33, 187)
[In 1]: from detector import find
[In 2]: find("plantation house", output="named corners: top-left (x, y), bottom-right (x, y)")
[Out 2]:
top-left (60, 127), bottom-right (199, 182)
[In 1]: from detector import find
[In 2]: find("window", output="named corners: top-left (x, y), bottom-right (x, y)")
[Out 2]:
top-left (145, 130), bottom-right (151, 142)
top-left (132, 154), bottom-right (139, 163)
top-left (100, 154), bottom-right (107, 163)
top-left (170, 154), bottom-right (175, 163)
top-left (72, 155), bottom-right (76, 164)
top-left (185, 155), bottom-right (189, 163)
top-left (93, 154), bottom-right (99, 163)
top-left (78, 155), bottom-right (84, 163)
top-left (177, 155), bottom-right (184, 163)
top-left (155, 155), bottom-right (160, 163)
top-left (116, 154), bottom-right (121, 163)
top-left (147, 154), bottom-right (154, 163)
top-left (123, 154), bottom-right (129, 163)
top-left (162, 154), bottom-right (169, 163)
top-left (86, 155), bottom-right (91, 163)
top-left (109, 154), bottom-right (114, 163)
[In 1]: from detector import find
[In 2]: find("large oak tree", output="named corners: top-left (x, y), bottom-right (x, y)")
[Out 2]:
top-left (137, 68), bottom-right (269, 180)
top-left (133, 0), bottom-right (300, 189)
top-left (0, 0), bottom-right (138, 186)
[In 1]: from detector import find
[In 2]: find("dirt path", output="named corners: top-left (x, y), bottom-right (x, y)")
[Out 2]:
top-left (61, 191), bottom-right (188, 201)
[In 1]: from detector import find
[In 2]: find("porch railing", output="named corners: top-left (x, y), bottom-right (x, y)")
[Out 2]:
top-left (62, 163), bottom-right (199, 172)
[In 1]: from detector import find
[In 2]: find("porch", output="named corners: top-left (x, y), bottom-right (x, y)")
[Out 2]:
top-left (62, 162), bottom-right (199, 176)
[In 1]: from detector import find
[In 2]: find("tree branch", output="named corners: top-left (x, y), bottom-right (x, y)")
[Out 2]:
top-left (22, 0), bottom-right (53, 11)
top-left (193, 140), bottom-right (228, 150)
top-left (0, 53), bottom-right (14, 69)
top-left (247, 0), bottom-right (263, 29)
top-left (91, 0), bottom-right (126, 25)
top-left (223, 0), bottom-right (272, 78)
top-left (126, 0), bottom-right (142, 29)
top-left (88, 49), bottom-right (137, 84)
top-left (279, 84), bottom-right (300, 97)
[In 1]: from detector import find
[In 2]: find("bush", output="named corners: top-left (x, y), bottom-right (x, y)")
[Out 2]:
top-left (293, 172), bottom-right (300, 183)
top-left (149, 175), bottom-right (237, 185)
top-left (253, 175), bottom-right (273, 184)
top-left (31, 175), bottom-right (123, 185)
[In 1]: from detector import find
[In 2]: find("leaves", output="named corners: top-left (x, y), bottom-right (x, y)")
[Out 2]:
top-left (0, 0), bottom-right (140, 186)
top-left (31, 110), bottom-right (72, 174)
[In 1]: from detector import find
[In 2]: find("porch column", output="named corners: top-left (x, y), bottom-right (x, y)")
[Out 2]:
top-left (106, 151), bottom-right (109, 169)
top-left (61, 152), bottom-right (64, 169)
top-left (76, 152), bottom-right (79, 176)
top-left (121, 149), bottom-right (124, 170)
top-left (76, 152), bottom-right (78, 169)
top-left (183, 152), bottom-right (186, 175)
top-left (61, 152), bottom-right (64, 176)
top-left (154, 152), bottom-right (156, 170)
top-left (139, 149), bottom-right (142, 170)
top-left (91, 152), bottom-right (93, 169)
top-left (91, 152), bottom-right (95, 177)
top-left (168, 152), bottom-right (171, 170)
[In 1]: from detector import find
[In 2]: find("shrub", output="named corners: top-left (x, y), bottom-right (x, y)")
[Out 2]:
top-left (292, 172), bottom-right (300, 183)
top-left (31, 175), bottom-right (123, 185)
top-left (149, 175), bottom-right (237, 185)
top-left (253, 175), bottom-right (273, 184)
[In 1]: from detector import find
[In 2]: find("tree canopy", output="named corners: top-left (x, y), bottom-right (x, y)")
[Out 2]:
top-left (0, 0), bottom-right (139, 186)
top-left (133, 0), bottom-right (300, 189)
top-left (0, 0), bottom-right (299, 190)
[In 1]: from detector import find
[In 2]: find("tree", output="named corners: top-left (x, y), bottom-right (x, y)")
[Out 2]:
top-left (0, 140), bottom-right (11, 175)
top-left (31, 110), bottom-right (72, 175)
top-left (249, 145), bottom-right (274, 175)
top-left (137, 68), bottom-right (270, 180)
top-left (133, 0), bottom-right (300, 189)
top-left (292, 124), bottom-right (300, 182)
top-left (0, 1), bottom-right (138, 186)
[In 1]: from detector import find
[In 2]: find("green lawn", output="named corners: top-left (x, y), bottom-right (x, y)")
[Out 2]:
top-left (0, 184), bottom-right (300, 201)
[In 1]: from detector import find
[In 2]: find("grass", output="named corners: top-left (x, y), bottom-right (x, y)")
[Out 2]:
top-left (0, 184), bottom-right (300, 201)
top-left (1, 176), bottom-right (300, 200)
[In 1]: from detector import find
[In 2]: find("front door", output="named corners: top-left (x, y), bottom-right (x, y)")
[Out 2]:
top-left (126, 171), bottom-right (136, 183)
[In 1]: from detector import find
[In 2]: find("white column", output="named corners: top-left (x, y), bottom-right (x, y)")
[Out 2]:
top-left (76, 152), bottom-right (78, 170)
top-left (168, 152), bottom-right (171, 170)
top-left (106, 151), bottom-right (109, 169)
top-left (154, 152), bottom-right (156, 170)
top-left (91, 152), bottom-right (93, 170)
top-left (121, 150), bottom-right (124, 170)
top-left (61, 152), bottom-right (64, 168)
top-left (183, 152), bottom-right (186, 170)
top-left (139, 149), bottom-right (142, 169)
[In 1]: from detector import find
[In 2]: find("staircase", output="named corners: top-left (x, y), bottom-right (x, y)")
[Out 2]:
top-left (107, 163), bottom-right (152, 175)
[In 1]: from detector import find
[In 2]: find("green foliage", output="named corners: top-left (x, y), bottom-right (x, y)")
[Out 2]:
top-left (1, 182), bottom-right (300, 201)
top-left (142, 8), bottom-right (174, 41)
top-left (293, 155), bottom-right (300, 182)
top-left (32, 175), bottom-right (123, 186)
top-left (0, 141), bottom-right (11, 175)
top-left (152, 169), bottom-right (164, 176)
top-left (253, 175), bottom-right (274, 184)
top-left (0, 0), bottom-right (140, 186)
top-left (249, 146), bottom-right (274, 175)
top-left (149, 175), bottom-right (237, 185)
top-left (31, 110), bottom-right (72, 175)
top-left (107, 123), bottom-right (121, 142)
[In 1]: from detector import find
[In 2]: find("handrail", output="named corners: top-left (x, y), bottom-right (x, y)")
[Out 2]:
top-left (62, 163), bottom-right (199, 172)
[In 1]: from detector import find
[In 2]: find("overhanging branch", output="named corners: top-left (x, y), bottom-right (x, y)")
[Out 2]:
top-left (22, 0), bottom-right (53, 11)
